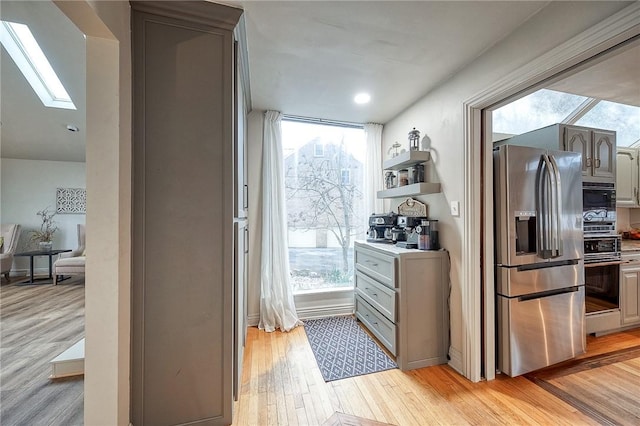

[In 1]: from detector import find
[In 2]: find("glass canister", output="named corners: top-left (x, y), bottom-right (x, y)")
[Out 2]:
top-left (384, 171), bottom-right (396, 189)
top-left (398, 169), bottom-right (409, 186)
top-left (408, 164), bottom-right (425, 184)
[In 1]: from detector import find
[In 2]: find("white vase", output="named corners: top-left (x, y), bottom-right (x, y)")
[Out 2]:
top-left (39, 241), bottom-right (53, 251)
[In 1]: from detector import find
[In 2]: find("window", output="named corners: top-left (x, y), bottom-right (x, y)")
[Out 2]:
top-left (0, 20), bottom-right (76, 110)
top-left (341, 169), bottom-right (351, 185)
top-left (575, 100), bottom-right (640, 147)
top-left (282, 119), bottom-right (366, 293)
top-left (493, 89), bottom-right (587, 136)
top-left (493, 88), bottom-right (640, 147)
top-left (314, 142), bottom-right (325, 157)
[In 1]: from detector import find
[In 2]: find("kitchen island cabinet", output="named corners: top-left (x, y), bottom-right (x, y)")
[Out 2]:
top-left (354, 241), bottom-right (449, 370)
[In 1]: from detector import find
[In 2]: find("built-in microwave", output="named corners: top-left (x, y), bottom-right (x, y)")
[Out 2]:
top-left (583, 182), bottom-right (616, 233)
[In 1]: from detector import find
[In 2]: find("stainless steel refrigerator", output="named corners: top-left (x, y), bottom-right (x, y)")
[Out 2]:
top-left (494, 144), bottom-right (586, 377)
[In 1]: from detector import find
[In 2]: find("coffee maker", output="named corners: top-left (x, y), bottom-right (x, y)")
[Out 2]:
top-left (367, 212), bottom-right (398, 243)
top-left (395, 215), bottom-right (427, 248)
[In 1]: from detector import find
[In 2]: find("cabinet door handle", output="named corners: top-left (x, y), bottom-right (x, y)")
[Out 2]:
top-left (365, 260), bottom-right (378, 266)
top-left (586, 157), bottom-right (592, 167)
top-left (595, 158), bottom-right (601, 168)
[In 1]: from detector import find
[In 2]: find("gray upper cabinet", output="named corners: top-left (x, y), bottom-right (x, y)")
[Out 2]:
top-left (563, 126), bottom-right (616, 182)
top-left (131, 2), bottom-right (242, 425)
top-left (498, 123), bottom-right (616, 184)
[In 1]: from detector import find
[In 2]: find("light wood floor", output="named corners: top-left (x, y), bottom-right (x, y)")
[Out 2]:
top-left (0, 276), bottom-right (85, 425)
top-left (2, 276), bottom-right (640, 426)
top-left (234, 324), bottom-right (640, 426)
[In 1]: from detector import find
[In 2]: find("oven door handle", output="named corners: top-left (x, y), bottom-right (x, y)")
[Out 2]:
top-left (584, 260), bottom-right (628, 268)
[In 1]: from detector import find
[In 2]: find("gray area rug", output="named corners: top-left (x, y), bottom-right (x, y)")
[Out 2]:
top-left (304, 315), bottom-right (397, 382)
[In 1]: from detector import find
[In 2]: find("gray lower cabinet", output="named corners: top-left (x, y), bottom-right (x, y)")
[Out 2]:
top-left (131, 2), bottom-right (242, 425)
top-left (354, 241), bottom-right (449, 371)
top-left (621, 257), bottom-right (640, 326)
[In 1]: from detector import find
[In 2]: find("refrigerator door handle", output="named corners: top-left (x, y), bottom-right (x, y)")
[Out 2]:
top-left (536, 156), bottom-right (546, 258)
top-left (537, 155), bottom-right (553, 259)
top-left (517, 285), bottom-right (580, 302)
top-left (542, 154), bottom-right (557, 258)
top-left (548, 154), bottom-right (563, 257)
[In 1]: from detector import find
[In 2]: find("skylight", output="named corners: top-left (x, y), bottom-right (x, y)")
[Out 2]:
top-left (0, 20), bottom-right (76, 110)
top-left (493, 88), bottom-right (640, 147)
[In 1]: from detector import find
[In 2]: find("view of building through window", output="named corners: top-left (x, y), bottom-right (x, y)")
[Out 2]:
top-left (282, 119), bottom-right (366, 293)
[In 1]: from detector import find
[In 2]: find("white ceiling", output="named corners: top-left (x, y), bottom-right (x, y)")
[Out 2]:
top-left (1, 0), bottom-right (86, 162)
top-left (547, 40), bottom-right (640, 107)
top-left (237, 1), bottom-right (549, 124)
top-left (0, 1), bottom-right (638, 163)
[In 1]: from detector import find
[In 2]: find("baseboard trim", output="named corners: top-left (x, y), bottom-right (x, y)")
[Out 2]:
top-left (448, 347), bottom-right (463, 375)
top-left (246, 303), bottom-right (355, 328)
top-left (296, 303), bottom-right (354, 321)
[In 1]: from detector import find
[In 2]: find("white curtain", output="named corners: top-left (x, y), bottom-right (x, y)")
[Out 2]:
top-left (259, 111), bottom-right (303, 332)
top-left (363, 123), bottom-right (384, 225)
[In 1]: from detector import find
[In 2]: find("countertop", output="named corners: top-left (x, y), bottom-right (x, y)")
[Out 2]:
top-left (621, 239), bottom-right (640, 252)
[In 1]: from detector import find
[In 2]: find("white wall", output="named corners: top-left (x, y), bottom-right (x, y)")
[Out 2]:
top-left (55, 1), bottom-right (133, 424)
top-left (247, 110), bottom-right (264, 323)
top-left (1, 158), bottom-right (85, 274)
top-left (383, 1), bottom-right (631, 373)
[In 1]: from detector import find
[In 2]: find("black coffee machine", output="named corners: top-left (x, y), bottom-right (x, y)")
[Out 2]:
top-left (367, 212), bottom-right (398, 243)
top-left (395, 215), bottom-right (427, 248)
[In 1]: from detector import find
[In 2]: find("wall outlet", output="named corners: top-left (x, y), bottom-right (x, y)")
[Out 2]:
top-left (450, 201), bottom-right (460, 217)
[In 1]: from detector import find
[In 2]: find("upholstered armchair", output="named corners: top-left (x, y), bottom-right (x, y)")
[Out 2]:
top-left (54, 224), bottom-right (85, 284)
top-left (1, 224), bottom-right (22, 281)
top-left (60, 224), bottom-right (85, 259)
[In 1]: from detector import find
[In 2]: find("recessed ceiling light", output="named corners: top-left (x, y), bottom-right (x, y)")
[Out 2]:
top-left (354, 93), bottom-right (371, 104)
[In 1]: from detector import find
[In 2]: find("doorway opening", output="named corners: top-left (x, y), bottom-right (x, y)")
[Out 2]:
top-left (477, 34), bottom-right (640, 381)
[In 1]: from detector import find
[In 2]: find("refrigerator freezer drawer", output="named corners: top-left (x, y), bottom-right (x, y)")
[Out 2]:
top-left (498, 286), bottom-right (585, 377)
top-left (496, 260), bottom-right (584, 298)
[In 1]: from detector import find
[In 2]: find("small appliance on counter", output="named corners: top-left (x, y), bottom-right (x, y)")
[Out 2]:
top-left (366, 212), bottom-right (398, 243)
top-left (417, 219), bottom-right (439, 250)
top-left (395, 215), bottom-right (426, 249)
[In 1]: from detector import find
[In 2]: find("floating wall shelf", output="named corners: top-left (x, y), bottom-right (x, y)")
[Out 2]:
top-left (383, 150), bottom-right (431, 170)
top-left (377, 182), bottom-right (441, 199)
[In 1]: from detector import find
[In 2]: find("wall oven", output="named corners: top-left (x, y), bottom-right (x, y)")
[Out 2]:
top-left (583, 182), bottom-right (616, 234)
top-left (584, 234), bottom-right (622, 315)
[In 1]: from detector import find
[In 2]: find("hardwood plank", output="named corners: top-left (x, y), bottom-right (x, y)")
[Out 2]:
top-left (235, 324), bottom-right (640, 426)
top-left (0, 277), bottom-right (85, 424)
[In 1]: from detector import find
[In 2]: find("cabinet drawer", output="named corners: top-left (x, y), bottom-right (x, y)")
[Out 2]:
top-left (355, 295), bottom-right (397, 356)
top-left (355, 246), bottom-right (396, 288)
top-left (355, 271), bottom-right (396, 322)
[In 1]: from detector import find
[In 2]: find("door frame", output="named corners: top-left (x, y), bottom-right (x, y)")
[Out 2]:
top-left (462, 3), bottom-right (640, 382)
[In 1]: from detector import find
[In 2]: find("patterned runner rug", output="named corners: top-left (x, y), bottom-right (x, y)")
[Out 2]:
top-left (303, 315), bottom-right (397, 382)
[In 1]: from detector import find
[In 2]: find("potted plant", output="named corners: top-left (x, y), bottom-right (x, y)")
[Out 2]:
top-left (30, 207), bottom-right (58, 251)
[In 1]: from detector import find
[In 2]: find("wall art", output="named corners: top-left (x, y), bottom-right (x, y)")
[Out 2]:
top-left (56, 188), bottom-right (86, 214)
